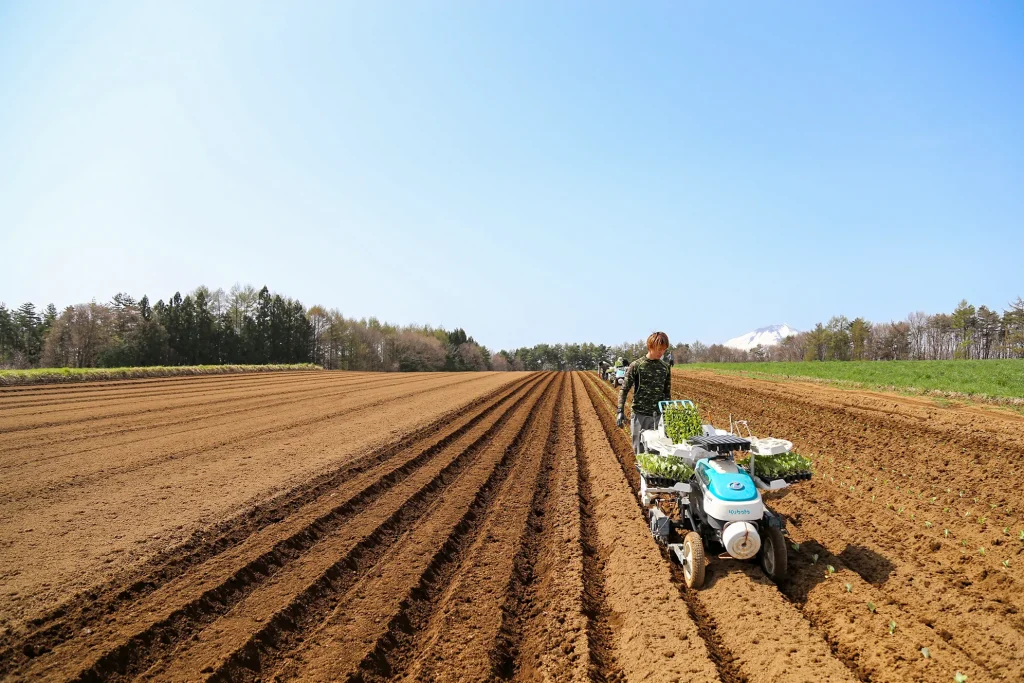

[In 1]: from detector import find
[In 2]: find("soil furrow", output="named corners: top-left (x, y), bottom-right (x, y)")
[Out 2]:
top-left (0, 373), bottom-right (494, 504)
top-left (206, 373), bottom-right (559, 682)
top-left (583, 371), bottom-right (858, 683)
top-left (0, 372), bottom-right (520, 641)
top-left (500, 374), bottom-right (590, 683)
top-left (390, 374), bottom-right (567, 683)
top-left (2, 375), bottom-right (541, 680)
top-left (574, 372), bottom-right (722, 682)
top-left (0, 372), bottom-right (430, 435)
top-left (774, 487), bottom-right (1015, 679)
top-left (672, 371), bottom-right (1016, 683)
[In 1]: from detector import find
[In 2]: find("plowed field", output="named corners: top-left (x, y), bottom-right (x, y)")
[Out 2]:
top-left (1, 369), bottom-right (1020, 682)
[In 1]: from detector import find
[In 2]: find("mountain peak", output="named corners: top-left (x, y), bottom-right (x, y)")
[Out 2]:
top-left (723, 324), bottom-right (799, 351)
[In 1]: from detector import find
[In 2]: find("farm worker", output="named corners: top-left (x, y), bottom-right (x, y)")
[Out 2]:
top-left (616, 332), bottom-right (672, 454)
top-left (614, 356), bottom-right (626, 367)
top-left (598, 359), bottom-right (611, 380)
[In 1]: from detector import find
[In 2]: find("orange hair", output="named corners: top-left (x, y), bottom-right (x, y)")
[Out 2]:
top-left (647, 331), bottom-right (670, 351)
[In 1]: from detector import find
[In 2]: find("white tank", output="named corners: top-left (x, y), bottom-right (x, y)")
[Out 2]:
top-left (722, 521), bottom-right (761, 560)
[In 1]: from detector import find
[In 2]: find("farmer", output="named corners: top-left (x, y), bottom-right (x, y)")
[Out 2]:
top-left (597, 358), bottom-right (611, 381)
top-left (616, 332), bottom-right (672, 454)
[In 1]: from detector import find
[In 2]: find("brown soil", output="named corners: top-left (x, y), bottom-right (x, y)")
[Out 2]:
top-left (2, 368), bottom-right (1016, 682)
top-left (672, 369), bottom-right (1024, 682)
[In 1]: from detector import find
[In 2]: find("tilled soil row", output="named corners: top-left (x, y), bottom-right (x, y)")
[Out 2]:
top-left (223, 372), bottom-right (562, 682)
top-left (1, 373), bottom-right (519, 625)
top-left (573, 373), bottom-right (722, 682)
top-left (0, 372), bottom-right (534, 673)
top-left (582, 372), bottom-right (858, 683)
top-left (0, 371), bottom-right (428, 436)
top-left (0, 370), bottom-right (371, 414)
top-left (672, 370), bottom-right (1020, 682)
top-left (0, 373), bottom-right (476, 467)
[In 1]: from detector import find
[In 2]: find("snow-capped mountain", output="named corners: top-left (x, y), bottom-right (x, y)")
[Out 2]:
top-left (723, 324), bottom-right (800, 351)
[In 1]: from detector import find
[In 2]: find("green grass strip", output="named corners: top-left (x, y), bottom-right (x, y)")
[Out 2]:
top-left (0, 364), bottom-right (323, 387)
top-left (674, 359), bottom-right (1024, 401)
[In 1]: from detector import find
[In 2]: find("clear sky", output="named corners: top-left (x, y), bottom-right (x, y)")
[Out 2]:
top-left (1, 1), bottom-right (1022, 351)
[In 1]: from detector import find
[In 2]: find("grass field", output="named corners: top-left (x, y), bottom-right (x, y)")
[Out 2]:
top-left (0, 363), bottom-right (323, 386)
top-left (675, 359), bottom-right (1024, 400)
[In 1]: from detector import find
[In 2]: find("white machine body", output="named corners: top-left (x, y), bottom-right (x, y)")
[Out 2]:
top-left (700, 458), bottom-right (764, 524)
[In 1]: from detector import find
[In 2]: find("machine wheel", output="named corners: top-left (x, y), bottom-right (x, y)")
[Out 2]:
top-left (681, 532), bottom-right (706, 589)
top-left (759, 526), bottom-right (788, 583)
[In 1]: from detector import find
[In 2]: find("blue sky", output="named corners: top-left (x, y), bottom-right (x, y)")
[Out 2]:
top-left (1, 1), bottom-right (1021, 351)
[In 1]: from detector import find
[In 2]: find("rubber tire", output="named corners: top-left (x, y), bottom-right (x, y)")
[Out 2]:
top-left (682, 532), bottom-right (706, 589)
top-left (759, 526), bottom-right (788, 583)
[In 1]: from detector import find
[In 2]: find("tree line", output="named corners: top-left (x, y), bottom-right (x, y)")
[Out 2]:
top-left (495, 297), bottom-right (1024, 369)
top-left (675, 297), bottom-right (1024, 363)
top-left (0, 285), bottom-right (492, 372)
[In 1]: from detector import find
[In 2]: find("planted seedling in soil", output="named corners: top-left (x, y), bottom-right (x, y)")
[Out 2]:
top-left (868, 602), bottom-right (877, 614)
top-left (889, 620), bottom-right (897, 635)
top-left (921, 647), bottom-right (931, 659)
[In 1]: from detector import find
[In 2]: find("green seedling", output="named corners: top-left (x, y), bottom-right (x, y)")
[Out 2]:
top-left (872, 495), bottom-right (876, 502)
top-left (845, 583), bottom-right (852, 593)
top-left (979, 517), bottom-right (987, 525)
top-left (1004, 527), bottom-right (1010, 536)
top-left (889, 620), bottom-right (897, 635)
top-left (925, 521), bottom-right (932, 528)
top-left (979, 547), bottom-right (986, 555)
top-left (827, 565), bottom-right (836, 575)
top-left (635, 452), bottom-right (694, 482)
top-left (954, 673), bottom-right (968, 683)
top-left (921, 647), bottom-right (931, 659)
top-left (1003, 560), bottom-right (1011, 568)
top-left (1019, 530), bottom-right (1024, 541)
top-left (791, 542), bottom-right (800, 551)
top-left (910, 513), bottom-right (916, 520)
top-left (961, 539), bottom-right (968, 546)
top-left (662, 404), bottom-right (703, 443)
top-left (867, 602), bottom-right (877, 614)
top-left (944, 507), bottom-right (950, 513)
top-left (944, 529), bottom-right (950, 538)
top-left (811, 553), bottom-right (819, 564)
top-left (898, 507), bottom-right (904, 514)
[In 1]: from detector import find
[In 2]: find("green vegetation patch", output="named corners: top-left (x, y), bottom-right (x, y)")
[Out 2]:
top-left (675, 360), bottom-right (1024, 400)
top-left (0, 364), bottom-right (323, 387)
top-left (737, 452), bottom-right (814, 480)
top-left (636, 452), bottom-right (694, 482)
top-left (663, 403), bottom-right (703, 443)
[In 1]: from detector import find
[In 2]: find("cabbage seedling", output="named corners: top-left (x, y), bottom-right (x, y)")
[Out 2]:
top-left (845, 583), bottom-right (852, 593)
top-left (954, 673), bottom-right (968, 683)
top-left (1003, 560), bottom-right (1010, 568)
top-left (921, 647), bottom-right (931, 658)
top-left (791, 542), bottom-right (800, 551)
top-left (811, 553), bottom-right (819, 564)
top-left (889, 620), bottom-right (897, 635)
top-left (827, 565), bottom-right (835, 575)
top-left (867, 602), bottom-right (877, 614)
top-left (925, 521), bottom-right (932, 528)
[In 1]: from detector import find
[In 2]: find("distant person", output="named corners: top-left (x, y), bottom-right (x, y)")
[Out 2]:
top-left (614, 356), bottom-right (626, 367)
top-left (664, 349), bottom-right (674, 366)
top-left (616, 332), bottom-right (672, 454)
top-left (598, 359), bottom-right (611, 380)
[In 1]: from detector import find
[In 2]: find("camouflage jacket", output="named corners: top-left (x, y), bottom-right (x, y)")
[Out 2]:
top-left (617, 357), bottom-right (671, 416)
